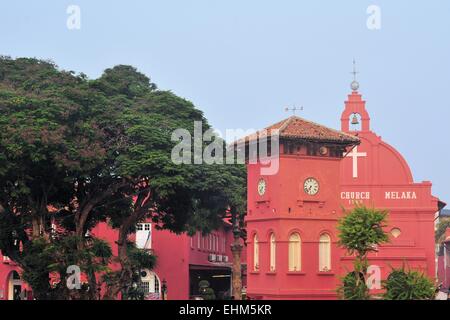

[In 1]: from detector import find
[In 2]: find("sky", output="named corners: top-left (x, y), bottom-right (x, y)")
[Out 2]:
top-left (0, 0), bottom-right (449, 203)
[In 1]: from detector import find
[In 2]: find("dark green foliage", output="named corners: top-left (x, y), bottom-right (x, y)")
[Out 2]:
top-left (127, 244), bottom-right (157, 271)
top-left (340, 271), bottom-right (370, 300)
top-left (18, 235), bottom-right (112, 300)
top-left (19, 238), bottom-right (54, 300)
top-left (199, 280), bottom-right (216, 300)
top-left (92, 65), bottom-right (157, 98)
top-left (383, 266), bottom-right (435, 300)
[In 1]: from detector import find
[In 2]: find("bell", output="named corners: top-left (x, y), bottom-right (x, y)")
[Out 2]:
top-left (351, 114), bottom-right (359, 125)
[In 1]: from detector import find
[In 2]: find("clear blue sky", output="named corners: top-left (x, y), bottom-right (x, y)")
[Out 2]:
top-left (0, 1), bottom-right (449, 203)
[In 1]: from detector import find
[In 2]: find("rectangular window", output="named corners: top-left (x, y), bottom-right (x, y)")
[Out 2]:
top-left (136, 223), bottom-right (152, 249)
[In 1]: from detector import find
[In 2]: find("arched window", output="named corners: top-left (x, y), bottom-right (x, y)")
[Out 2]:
top-left (390, 228), bottom-right (401, 239)
top-left (288, 233), bottom-right (301, 271)
top-left (319, 234), bottom-right (331, 272)
top-left (139, 269), bottom-right (161, 299)
top-left (253, 234), bottom-right (259, 271)
top-left (269, 233), bottom-right (276, 272)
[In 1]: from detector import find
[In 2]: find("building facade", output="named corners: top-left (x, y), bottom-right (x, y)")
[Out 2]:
top-left (0, 220), bottom-right (244, 300)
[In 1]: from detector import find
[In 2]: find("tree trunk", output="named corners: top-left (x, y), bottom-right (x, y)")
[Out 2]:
top-left (31, 215), bottom-right (41, 239)
top-left (103, 218), bottom-right (134, 299)
top-left (101, 183), bottom-right (149, 299)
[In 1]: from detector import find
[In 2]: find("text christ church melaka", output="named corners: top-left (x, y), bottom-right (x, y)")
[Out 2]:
top-left (244, 80), bottom-right (444, 300)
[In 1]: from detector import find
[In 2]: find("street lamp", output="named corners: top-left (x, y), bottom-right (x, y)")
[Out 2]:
top-left (161, 279), bottom-right (167, 300)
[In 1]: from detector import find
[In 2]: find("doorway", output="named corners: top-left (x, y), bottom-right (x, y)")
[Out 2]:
top-left (7, 271), bottom-right (22, 300)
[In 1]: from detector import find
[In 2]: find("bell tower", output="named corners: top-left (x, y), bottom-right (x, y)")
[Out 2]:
top-left (240, 116), bottom-right (360, 300)
top-left (341, 60), bottom-right (371, 133)
top-left (340, 91), bottom-right (371, 133)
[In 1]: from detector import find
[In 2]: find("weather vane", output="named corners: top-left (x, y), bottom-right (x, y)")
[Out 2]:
top-left (285, 105), bottom-right (303, 116)
top-left (350, 59), bottom-right (360, 91)
top-left (351, 58), bottom-right (359, 81)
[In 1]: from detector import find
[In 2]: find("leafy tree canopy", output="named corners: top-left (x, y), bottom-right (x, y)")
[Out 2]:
top-left (337, 205), bottom-right (389, 258)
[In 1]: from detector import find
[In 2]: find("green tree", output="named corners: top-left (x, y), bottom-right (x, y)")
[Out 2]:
top-left (383, 266), bottom-right (435, 300)
top-left (0, 57), bottom-right (133, 298)
top-left (337, 205), bottom-right (389, 300)
top-left (0, 57), bottom-right (246, 299)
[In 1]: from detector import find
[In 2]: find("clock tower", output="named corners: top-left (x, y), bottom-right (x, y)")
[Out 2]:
top-left (241, 116), bottom-right (360, 300)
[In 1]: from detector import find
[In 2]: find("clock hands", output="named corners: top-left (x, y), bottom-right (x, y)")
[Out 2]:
top-left (304, 178), bottom-right (319, 195)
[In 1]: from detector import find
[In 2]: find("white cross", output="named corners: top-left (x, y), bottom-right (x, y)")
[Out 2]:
top-left (345, 146), bottom-right (367, 178)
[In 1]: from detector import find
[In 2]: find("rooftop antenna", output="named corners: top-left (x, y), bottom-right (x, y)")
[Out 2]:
top-left (285, 105), bottom-right (303, 116)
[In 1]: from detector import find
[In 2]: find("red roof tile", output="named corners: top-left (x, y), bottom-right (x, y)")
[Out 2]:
top-left (237, 116), bottom-right (360, 145)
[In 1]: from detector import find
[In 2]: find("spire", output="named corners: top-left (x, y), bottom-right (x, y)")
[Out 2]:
top-left (350, 59), bottom-right (360, 92)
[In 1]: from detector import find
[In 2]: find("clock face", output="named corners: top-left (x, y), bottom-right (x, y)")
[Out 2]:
top-left (257, 179), bottom-right (266, 196)
top-left (304, 178), bottom-right (319, 196)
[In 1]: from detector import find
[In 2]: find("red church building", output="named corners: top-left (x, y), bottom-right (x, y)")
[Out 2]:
top-left (245, 81), bottom-right (444, 299)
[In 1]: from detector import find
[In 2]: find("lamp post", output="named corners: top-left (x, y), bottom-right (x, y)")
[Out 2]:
top-left (230, 214), bottom-right (243, 300)
top-left (161, 279), bottom-right (167, 300)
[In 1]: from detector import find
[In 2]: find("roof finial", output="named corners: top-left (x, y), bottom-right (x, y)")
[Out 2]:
top-left (350, 59), bottom-right (360, 92)
top-left (285, 105), bottom-right (303, 116)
